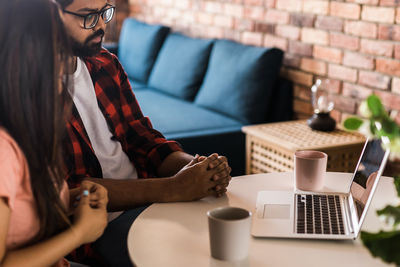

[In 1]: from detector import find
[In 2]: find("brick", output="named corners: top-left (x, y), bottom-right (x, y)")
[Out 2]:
top-left (242, 32), bottom-right (263, 46)
top-left (290, 13), bottom-right (315, 27)
top-left (264, 34), bottom-right (288, 51)
top-left (197, 12), bottom-right (214, 25)
top-left (343, 51), bottom-right (374, 70)
top-left (288, 41), bottom-right (313, 56)
top-left (362, 6), bottom-right (395, 23)
top-left (301, 28), bottom-right (329, 45)
top-left (266, 0), bottom-right (276, 8)
top-left (234, 18), bottom-right (255, 31)
top-left (254, 22), bottom-right (275, 33)
top-left (214, 15), bottom-right (234, 28)
top-left (378, 25), bottom-right (400, 41)
top-left (330, 2), bottom-right (361, 19)
top-left (175, 0), bottom-right (191, 9)
top-left (313, 46), bottom-right (342, 64)
top-left (380, 0), bottom-right (400, 6)
top-left (224, 4), bottom-right (244, 18)
top-left (244, 0), bottom-right (264, 5)
top-left (397, 7), bottom-right (400, 24)
top-left (283, 53), bottom-right (301, 68)
top-left (276, 0), bottom-right (303, 12)
top-left (360, 39), bottom-right (393, 57)
top-left (346, 0), bottom-right (379, 4)
top-left (392, 77), bottom-right (400, 95)
top-left (376, 58), bottom-right (400, 76)
top-left (328, 64), bottom-right (357, 82)
top-left (244, 6), bottom-right (265, 20)
top-left (265, 9), bottom-right (290, 24)
top-left (152, 7), bottom-right (167, 17)
top-left (204, 26), bottom-right (224, 39)
top-left (293, 99), bottom-right (314, 114)
top-left (302, 1), bottom-right (329, 15)
top-left (315, 16), bottom-right (343, 32)
top-left (294, 84), bottom-right (312, 101)
top-left (203, 1), bottom-right (222, 13)
top-left (223, 29), bottom-right (241, 42)
top-left (276, 25), bottom-right (300, 40)
top-left (344, 21), bottom-right (377, 39)
top-left (333, 95), bottom-right (357, 114)
top-left (342, 82), bottom-right (373, 99)
top-left (331, 110), bottom-right (341, 123)
top-left (395, 44), bottom-right (400, 59)
top-left (374, 90), bottom-right (400, 110)
top-left (359, 71), bottom-right (390, 90)
top-left (330, 33), bottom-right (359, 50)
top-left (286, 69), bottom-right (314, 86)
top-left (319, 78), bottom-right (342, 94)
top-left (301, 58), bottom-right (327, 75)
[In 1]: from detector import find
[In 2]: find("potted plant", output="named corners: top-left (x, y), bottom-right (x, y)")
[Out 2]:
top-left (343, 94), bottom-right (400, 266)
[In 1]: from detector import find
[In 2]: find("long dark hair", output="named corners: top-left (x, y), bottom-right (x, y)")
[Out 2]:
top-left (0, 0), bottom-right (72, 242)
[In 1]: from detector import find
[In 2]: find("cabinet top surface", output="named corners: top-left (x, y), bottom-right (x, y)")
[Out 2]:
top-left (242, 120), bottom-right (366, 150)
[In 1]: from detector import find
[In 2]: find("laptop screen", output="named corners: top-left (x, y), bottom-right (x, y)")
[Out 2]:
top-left (350, 139), bottom-right (387, 222)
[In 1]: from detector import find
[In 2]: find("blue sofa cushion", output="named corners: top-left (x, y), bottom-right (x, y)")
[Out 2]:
top-left (194, 40), bottom-right (283, 124)
top-left (118, 18), bottom-right (169, 83)
top-left (148, 34), bottom-right (214, 101)
top-left (134, 89), bottom-right (242, 139)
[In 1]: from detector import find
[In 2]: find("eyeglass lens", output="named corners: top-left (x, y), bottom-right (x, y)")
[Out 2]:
top-left (84, 7), bottom-right (114, 29)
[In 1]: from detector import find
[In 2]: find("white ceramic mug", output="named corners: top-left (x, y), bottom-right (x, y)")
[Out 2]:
top-left (207, 207), bottom-right (252, 261)
top-left (294, 150), bottom-right (327, 191)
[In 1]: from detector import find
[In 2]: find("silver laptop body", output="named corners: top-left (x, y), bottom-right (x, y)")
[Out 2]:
top-left (252, 139), bottom-right (390, 240)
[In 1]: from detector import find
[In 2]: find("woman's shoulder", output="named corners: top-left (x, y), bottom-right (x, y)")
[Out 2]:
top-left (0, 128), bottom-right (23, 160)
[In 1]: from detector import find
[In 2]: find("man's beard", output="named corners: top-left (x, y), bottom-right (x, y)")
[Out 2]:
top-left (70, 29), bottom-right (105, 57)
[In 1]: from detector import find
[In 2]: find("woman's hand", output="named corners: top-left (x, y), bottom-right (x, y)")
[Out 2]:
top-left (71, 181), bottom-right (108, 245)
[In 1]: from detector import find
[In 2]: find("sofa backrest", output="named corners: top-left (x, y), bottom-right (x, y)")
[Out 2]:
top-left (118, 18), bottom-right (169, 84)
top-left (147, 33), bottom-right (214, 101)
top-left (194, 39), bottom-right (284, 124)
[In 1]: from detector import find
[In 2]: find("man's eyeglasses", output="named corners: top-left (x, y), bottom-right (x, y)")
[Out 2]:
top-left (63, 5), bottom-right (115, 29)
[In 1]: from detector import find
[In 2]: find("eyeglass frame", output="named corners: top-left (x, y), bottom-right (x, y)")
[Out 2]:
top-left (63, 4), bottom-right (115, 29)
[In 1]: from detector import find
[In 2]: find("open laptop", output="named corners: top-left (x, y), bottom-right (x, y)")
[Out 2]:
top-left (252, 138), bottom-right (390, 240)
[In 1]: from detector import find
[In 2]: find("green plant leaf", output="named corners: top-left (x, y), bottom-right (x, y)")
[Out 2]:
top-left (343, 117), bottom-right (364, 130)
top-left (394, 176), bottom-right (400, 198)
top-left (367, 95), bottom-right (384, 117)
top-left (361, 230), bottom-right (400, 266)
top-left (377, 205), bottom-right (400, 226)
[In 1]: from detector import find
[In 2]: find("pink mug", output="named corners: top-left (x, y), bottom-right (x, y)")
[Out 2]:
top-left (294, 150), bottom-right (327, 191)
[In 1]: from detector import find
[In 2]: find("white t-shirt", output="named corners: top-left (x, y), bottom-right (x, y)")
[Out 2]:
top-left (69, 58), bottom-right (138, 220)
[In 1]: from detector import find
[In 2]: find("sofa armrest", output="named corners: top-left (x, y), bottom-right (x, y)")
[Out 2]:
top-left (103, 42), bottom-right (119, 55)
top-left (265, 77), bottom-right (293, 122)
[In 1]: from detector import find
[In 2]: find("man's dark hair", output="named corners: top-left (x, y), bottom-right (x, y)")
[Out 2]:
top-left (56, 0), bottom-right (73, 8)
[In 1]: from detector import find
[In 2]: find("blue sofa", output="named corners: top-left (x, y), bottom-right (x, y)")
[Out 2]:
top-left (105, 18), bottom-right (293, 175)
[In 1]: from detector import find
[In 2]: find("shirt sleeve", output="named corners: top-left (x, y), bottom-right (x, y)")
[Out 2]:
top-left (0, 134), bottom-right (24, 211)
top-left (112, 54), bottom-right (183, 174)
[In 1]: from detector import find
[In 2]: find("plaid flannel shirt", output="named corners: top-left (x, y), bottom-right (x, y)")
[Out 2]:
top-left (64, 48), bottom-right (183, 187)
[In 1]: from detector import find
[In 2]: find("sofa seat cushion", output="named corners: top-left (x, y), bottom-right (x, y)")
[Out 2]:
top-left (118, 18), bottom-right (169, 83)
top-left (134, 89), bottom-right (243, 139)
top-left (147, 34), bottom-right (214, 101)
top-left (129, 79), bottom-right (147, 91)
top-left (194, 39), bottom-right (283, 124)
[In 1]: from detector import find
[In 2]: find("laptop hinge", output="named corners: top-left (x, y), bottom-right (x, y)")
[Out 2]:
top-left (344, 196), bottom-right (354, 234)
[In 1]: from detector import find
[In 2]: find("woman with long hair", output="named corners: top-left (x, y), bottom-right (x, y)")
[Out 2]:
top-left (0, 0), bottom-right (108, 266)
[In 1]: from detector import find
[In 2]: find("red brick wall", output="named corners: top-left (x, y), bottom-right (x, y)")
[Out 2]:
top-left (123, 0), bottom-right (400, 122)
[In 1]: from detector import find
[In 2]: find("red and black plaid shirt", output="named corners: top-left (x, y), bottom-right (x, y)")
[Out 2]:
top-left (64, 48), bottom-right (182, 187)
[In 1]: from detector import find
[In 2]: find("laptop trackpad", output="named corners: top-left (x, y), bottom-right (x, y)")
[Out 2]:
top-left (264, 204), bottom-right (290, 219)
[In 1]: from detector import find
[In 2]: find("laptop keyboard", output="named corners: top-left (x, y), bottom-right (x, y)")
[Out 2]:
top-left (296, 194), bottom-right (345, 235)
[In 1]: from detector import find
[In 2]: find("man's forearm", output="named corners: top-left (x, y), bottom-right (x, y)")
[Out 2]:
top-left (85, 176), bottom-right (182, 211)
top-left (156, 151), bottom-right (194, 177)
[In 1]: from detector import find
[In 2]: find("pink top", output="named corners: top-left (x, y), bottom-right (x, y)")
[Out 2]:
top-left (0, 129), bottom-right (70, 267)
